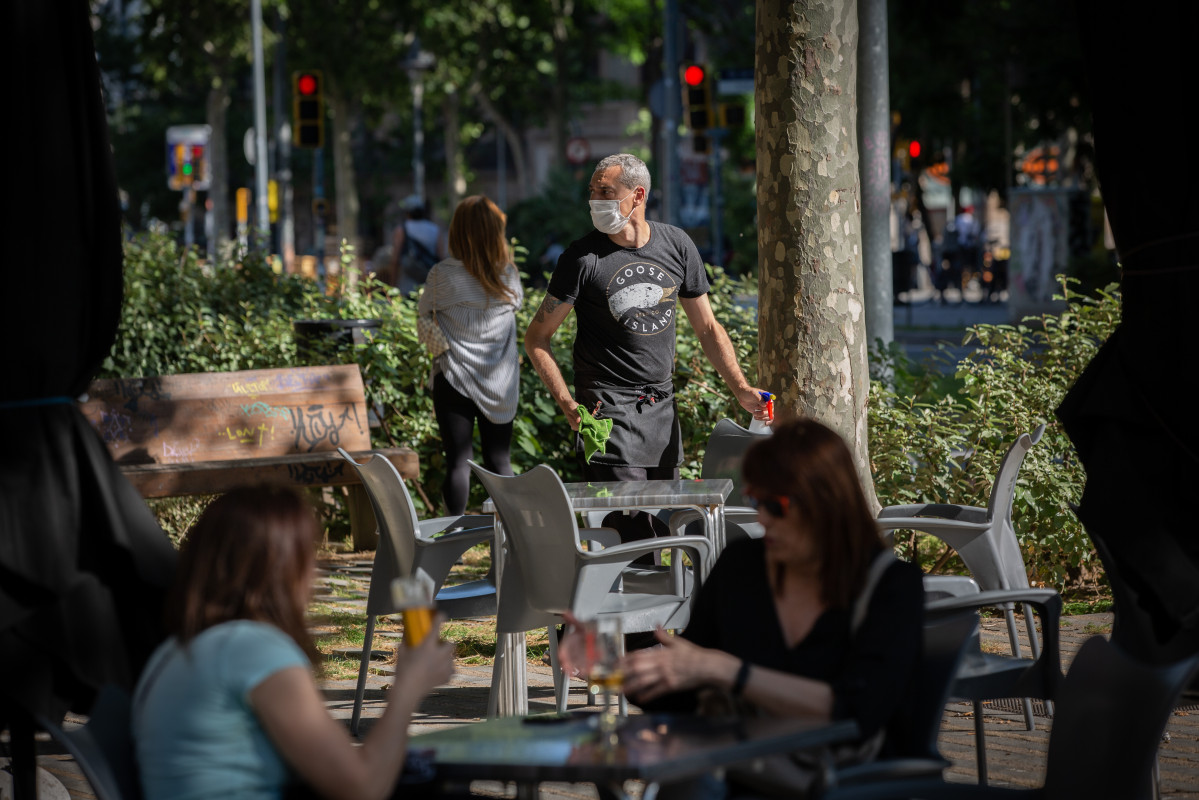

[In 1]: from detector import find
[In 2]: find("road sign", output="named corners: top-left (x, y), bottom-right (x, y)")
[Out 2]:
top-left (566, 137), bottom-right (590, 166)
top-left (166, 125), bottom-right (212, 191)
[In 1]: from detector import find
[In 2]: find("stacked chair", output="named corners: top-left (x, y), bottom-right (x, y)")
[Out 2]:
top-left (338, 448), bottom-right (498, 736)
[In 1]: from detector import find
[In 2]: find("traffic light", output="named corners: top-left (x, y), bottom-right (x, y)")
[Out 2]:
top-left (293, 70), bottom-right (325, 149)
top-left (681, 63), bottom-right (713, 131)
top-left (168, 143), bottom-right (210, 190)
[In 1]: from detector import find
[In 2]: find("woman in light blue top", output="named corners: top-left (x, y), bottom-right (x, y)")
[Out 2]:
top-left (417, 195), bottom-right (523, 515)
top-left (133, 485), bottom-right (455, 800)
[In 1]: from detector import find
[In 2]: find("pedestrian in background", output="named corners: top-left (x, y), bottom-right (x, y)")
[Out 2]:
top-left (389, 196), bottom-right (445, 296)
top-left (418, 195), bottom-right (523, 516)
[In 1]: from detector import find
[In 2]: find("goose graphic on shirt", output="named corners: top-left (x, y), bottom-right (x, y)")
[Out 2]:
top-left (605, 262), bottom-right (678, 335)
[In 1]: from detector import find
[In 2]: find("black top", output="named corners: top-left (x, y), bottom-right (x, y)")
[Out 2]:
top-left (549, 221), bottom-right (710, 390)
top-left (643, 539), bottom-right (925, 742)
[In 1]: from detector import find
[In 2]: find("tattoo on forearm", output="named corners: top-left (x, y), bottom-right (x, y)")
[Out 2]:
top-left (535, 295), bottom-right (563, 323)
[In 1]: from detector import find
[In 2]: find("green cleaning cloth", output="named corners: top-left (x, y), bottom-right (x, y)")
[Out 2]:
top-left (577, 405), bottom-right (613, 464)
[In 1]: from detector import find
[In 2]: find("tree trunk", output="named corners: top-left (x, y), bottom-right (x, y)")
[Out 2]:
top-left (755, 0), bottom-right (879, 509)
top-left (548, 0), bottom-right (573, 171)
top-left (206, 80), bottom-right (231, 259)
top-left (470, 87), bottom-right (529, 200)
top-left (328, 88), bottom-right (361, 283)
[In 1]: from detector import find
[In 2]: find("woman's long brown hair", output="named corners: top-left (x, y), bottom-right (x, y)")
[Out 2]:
top-left (447, 195), bottom-right (518, 302)
top-left (166, 484), bottom-right (321, 665)
top-left (741, 419), bottom-right (884, 609)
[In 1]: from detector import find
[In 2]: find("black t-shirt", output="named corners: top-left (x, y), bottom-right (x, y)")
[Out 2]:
top-left (641, 539), bottom-right (925, 742)
top-left (548, 221), bottom-right (710, 389)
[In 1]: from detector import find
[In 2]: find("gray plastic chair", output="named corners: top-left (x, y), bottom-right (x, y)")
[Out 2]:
top-left (338, 448), bottom-right (497, 736)
top-left (34, 686), bottom-right (142, 800)
top-left (819, 635), bottom-right (1199, 800)
top-left (925, 588), bottom-right (1064, 786)
top-left (876, 424), bottom-right (1047, 735)
top-left (469, 461), bottom-right (711, 714)
top-left (666, 417), bottom-right (771, 542)
top-left (823, 606), bottom-right (980, 792)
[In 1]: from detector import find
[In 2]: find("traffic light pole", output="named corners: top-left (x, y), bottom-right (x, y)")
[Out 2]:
top-left (251, 0), bottom-right (271, 240)
top-left (709, 128), bottom-right (725, 267)
top-left (660, 0), bottom-right (680, 227)
top-left (314, 148), bottom-right (326, 279)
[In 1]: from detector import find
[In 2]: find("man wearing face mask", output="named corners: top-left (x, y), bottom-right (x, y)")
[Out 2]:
top-left (525, 153), bottom-right (769, 554)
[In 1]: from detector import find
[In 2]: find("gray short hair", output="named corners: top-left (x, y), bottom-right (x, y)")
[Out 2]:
top-left (595, 153), bottom-right (651, 194)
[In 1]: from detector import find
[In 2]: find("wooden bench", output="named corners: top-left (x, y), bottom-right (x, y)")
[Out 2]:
top-left (80, 364), bottom-right (416, 549)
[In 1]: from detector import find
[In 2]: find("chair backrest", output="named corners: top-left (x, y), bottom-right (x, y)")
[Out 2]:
top-left (469, 462), bottom-right (581, 630)
top-left (36, 686), bottom-right (142, 800)
top-left (985, 423), bottom-right (1045, 523)
top-left (337, 448), bottom-right (419, 615)
top-left (974, 423), bottom-right (1045, 591)
top-left (1042, 635), bottom-right (1199, 800)
top-left (700, 418), bottom-right (770, 506)
top-left (885, 607), bottom-right (979, 760)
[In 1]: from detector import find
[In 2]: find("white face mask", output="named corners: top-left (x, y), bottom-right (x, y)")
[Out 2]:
top-left (589, 190), bottom-right (635, 235)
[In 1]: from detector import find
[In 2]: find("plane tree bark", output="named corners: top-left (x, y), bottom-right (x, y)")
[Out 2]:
top-left (755, 0), bottom-right (879, 508)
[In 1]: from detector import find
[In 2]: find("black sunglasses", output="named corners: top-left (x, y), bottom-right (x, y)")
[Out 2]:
top-left (746, 493), bottom-right (790, 518)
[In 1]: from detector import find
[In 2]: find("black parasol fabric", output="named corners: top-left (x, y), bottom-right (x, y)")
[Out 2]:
top-left (1058, 1), bottom-right (1199, 658)
top-left (1, 0), bottom-right (177, 740)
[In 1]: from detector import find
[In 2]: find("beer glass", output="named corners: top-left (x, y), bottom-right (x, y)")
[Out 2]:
top-left (582, 617), bottom-right (623, 741)
top-left (391, 576), bottom-right (435, 646)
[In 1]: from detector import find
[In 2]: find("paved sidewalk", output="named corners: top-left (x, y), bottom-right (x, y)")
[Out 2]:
top-left (29, 555), bottom-right (1199, 799)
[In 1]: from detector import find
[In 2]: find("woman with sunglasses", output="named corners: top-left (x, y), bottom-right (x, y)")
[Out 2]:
top-left (619, 418), bottom-right (924, 798)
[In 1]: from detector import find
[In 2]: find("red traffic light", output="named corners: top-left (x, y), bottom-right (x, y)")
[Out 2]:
top-left (908, 140), bottom-right (921, 159)
top-left (297, 73), bottom-right (319, 96)
top-left (683, 65), bottom-right (706, 87)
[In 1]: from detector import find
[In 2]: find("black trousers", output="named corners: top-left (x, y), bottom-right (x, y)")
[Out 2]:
top-left (433, 372), bottom-right (513, 516)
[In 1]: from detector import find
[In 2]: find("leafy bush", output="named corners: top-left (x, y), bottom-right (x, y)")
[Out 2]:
top-left (869, 277), bottom-right (1121, 591)
top-left (108, 234), bottom-right (1119, 595)
top-left (103, 234), bottom-right (760, 524)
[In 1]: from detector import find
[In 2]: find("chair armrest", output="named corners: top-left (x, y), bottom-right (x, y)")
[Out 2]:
top-left (416, 519), bottom-right (493, 547)
top-left (874, 516), bottom-right (990, 538)
top-left (579, 527), bottom-right (622, 550)
top-left (412, 523), bottom-right (494, 590)
top-left (927, 588), bottom-right (1063, 695)
top-left (819, 777), bottom-right (1024, 800)
top-left (925, 587), bottom-right (1059, 614)
top-left (877, 504), bottom-right (990, 525)
top-left (827, 756), bottom-right (950, 789)
top-left (923, 575), bottom-right (981, 600)
top-left (666, 507), bottom-right (758, 537)
top-left (574, 536), bottom-right (711, 609)
top-left (665, 508), bottom-right (704, 536)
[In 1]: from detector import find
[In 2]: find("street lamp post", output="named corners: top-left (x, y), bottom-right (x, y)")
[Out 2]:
top-left (402, 42), bottom-right (436, 206)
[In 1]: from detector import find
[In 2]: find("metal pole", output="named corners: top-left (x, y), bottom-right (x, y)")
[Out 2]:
top-left (182, 188), bottom-right (195, 249)
top-left (410, 56), bottom-right (425, 205)
top-left (858, 0), bottom-right (894, 347)
top-left (274, 10), bottom-right (294, 271)
top-left (709, 130), bottom-right (724, 267)
top-left (250, 0), bottom-right (271, 239)
top-left (314, 148), bottom-right (326, 279)
top-left (497, 126), bottom-right (507, 209)
top-left (660, 0), bottom-right (680, 226)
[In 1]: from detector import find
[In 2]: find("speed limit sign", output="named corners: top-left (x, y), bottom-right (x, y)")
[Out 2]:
top-left (565, 137), bottom-right (590, 166)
